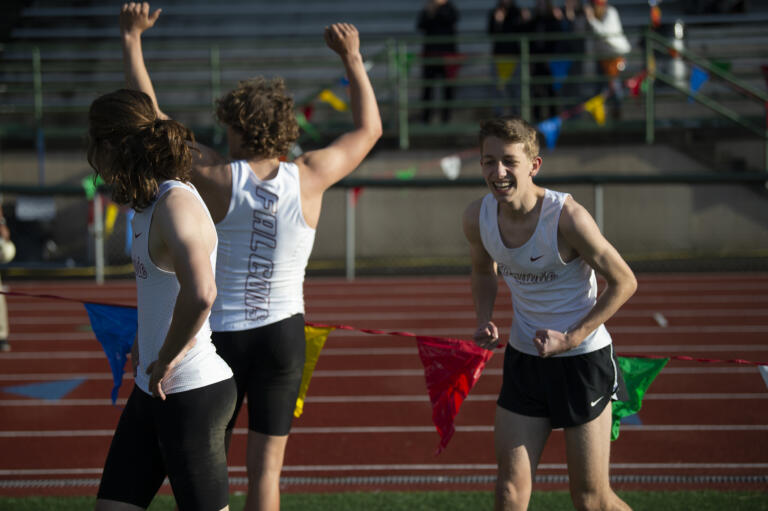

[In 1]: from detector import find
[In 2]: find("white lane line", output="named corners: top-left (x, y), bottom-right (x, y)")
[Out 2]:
top-left (1, 424), bottom-right (768, 438)
top-left (3, 462), bottom-right (766, 477)
top-left (652, 313), bottom-right (669, 328)
top-left (2, 392), bottom-right (765, 408)
top-left (0, 366), bottom-right (759, 383)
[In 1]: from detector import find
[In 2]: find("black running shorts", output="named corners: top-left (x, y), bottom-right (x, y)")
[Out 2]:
top-left (97, 377), bottom-right (236, 510)
top-left (497, 344), bottom-right (626, 429)
top-left (212, 314), bottom-right (306, 436)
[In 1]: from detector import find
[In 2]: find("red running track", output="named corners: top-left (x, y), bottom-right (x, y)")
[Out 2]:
top-left (1, 274), bottom-right (767, 497)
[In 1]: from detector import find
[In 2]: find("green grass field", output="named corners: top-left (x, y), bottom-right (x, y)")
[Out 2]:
top-left (1, 491), bottom-right (767, 510)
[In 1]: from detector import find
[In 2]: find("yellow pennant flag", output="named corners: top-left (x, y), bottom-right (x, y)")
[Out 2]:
top-left (105, 202), bottom-right (119, 237)
top-left (584, 95), bottom-right (606, 126)
top-left (294, 325), bottom-right (335, 418)
top-left (495, 59), bottom-right (518, 88)
top-left (318, 89), bottom-right (348, 112)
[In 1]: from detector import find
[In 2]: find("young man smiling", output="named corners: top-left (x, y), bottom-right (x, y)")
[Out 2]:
top-left (462, 117), bottom-right (636, 511)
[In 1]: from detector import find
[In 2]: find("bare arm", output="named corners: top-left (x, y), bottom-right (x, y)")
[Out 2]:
top-left (296, 23), bottom-right (382, 226)
top-left (145, 189), bottom-right (218, 399)
top-left (463, 199), bottom-right (500, 351)
top-left (533, 197), bottom-right (637, 357)
top-left (120, 2), bottom-right (167, 119)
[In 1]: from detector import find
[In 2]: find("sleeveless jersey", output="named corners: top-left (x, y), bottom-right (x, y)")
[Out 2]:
top-left (210, 160), bottom-right (316, 331)
top-left (131, 180), bottom-right (233, 395)
top-left (478, 189), bottom-right (612, 357)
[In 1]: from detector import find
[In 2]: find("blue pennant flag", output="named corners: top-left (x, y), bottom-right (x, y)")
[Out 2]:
top-left (537, 117), bottom-right (562, 151)
top-left (548, 60), bottom-right (572, 92)
top-left (84, 302), bottom-right (137, 404)
top-left (689, 66), bottom-right (709, 102)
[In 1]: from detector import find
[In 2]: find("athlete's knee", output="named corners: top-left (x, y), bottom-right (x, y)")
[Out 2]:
top-left (495, 477), bottom-right (530, 511)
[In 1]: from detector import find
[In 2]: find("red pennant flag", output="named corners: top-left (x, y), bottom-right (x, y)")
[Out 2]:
top-left (416, 336), bottom-right (495, 454)
top-left (626, 70), bottom-right (647, 97)
top-left (302, 104), bottom-right (314, 122)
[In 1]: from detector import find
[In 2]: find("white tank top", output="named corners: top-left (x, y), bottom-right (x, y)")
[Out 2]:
top-left (131, 180), bottom-right (233, 395)
top-left (210, 160), bottom-right (316, 331)
top-left (478, 189), bottom-right (612, 357)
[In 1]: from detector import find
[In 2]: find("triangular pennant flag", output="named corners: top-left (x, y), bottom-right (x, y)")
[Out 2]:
top-left (537, 117), bottom-right (562, 151)
top-left (440, 155), bottom-right (461, 180)
top-left (689, 66), bottom-right (709, 102)
top-left (295, 111), bottom-right (321, 141)
top-left (626, 70), bottom-right (647, 97)
top-left (612, 356), bottom-right (668, 441)
top-left (84, 302), bottom-right (138, 404)
top-left (351, 186), bottom-right (365, 207)
top-left (710, 59), bottom-right (732, 74)
top-left (584, 95), bottom-right (606, 126)
top-left (395, 167), bottom-right (417, 180)
top-left (758, 365), bottom-right (768, 390)
top-left (318, 89), bottom-right (348, 112)
top-left (124, 209), bottom-right (135, 256)
top-left (2, 378), bottom-right (86, 401)
top-left (104, 202), bottom-right (119, 238)
top-left (416, 336), bottom-right (494, 454)
top-left (302, 104), bottom-right (314, 122)
top-left (548, 60), bottom-right (572, 92)
top-left (495, 59), bottom-right (518, 88)
top-left (81, 175), bottom-right (105, 201)
top-left (294, 325), bottom-right (335, 418)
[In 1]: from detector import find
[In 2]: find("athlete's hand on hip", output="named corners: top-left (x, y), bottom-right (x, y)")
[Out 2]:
top-left (473, 321), bottom-right (499, 351)
top-left (532, 329), bottom-right (571, 357)
top-left (120, 2), bottom-right (161, 37)
top-left (324, 23), bottom-right (360, 57)
top-left (146, 360), bottom-right (171, 400)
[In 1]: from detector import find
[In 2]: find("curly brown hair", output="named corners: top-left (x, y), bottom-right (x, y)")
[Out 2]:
top-left (87, 89), bottom-right (195, 210)
top-left (478, 117), bottom-right (540, 161)
top-left (215, 77), bottom-right (299, 159)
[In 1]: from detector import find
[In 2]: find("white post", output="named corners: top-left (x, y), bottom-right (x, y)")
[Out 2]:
top-left (594, 183), bottom-right (604, 233)
top-left (345, 188), bottom-right (356, 281)
top-left (94, 193), bottom-right (105, 285)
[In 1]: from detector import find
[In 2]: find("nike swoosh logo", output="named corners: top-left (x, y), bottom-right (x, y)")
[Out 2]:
top-left (590, 396), bottom-right (605, 407)
top-left (530, 255), bottom-right (543, 262)
top-left (134, 232), bottom-right (142, 239)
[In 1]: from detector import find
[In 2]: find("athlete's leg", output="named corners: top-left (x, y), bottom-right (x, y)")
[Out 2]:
top-left (494, 405), bottom-right (551, 511)
top-left (94, 500), bottom-right (145, 511)
top-left (243, 432), bottom-right (288, 511)
top-left (564, 403), bottom-right (631, 511)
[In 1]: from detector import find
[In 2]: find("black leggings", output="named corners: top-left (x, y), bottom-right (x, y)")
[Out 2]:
top-left (97, 378), bottom-right (236, 511)
top-left (213, 314), bottom-right (306, 436)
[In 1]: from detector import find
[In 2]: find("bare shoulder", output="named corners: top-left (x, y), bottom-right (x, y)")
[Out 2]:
top-left (558, 194), bottom-right (596, 237)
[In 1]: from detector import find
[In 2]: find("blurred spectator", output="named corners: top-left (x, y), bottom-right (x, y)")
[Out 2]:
top-left (584, 0), bottom-right (631, 119)
top-left (527, 0), bottom-right (563, 121)
top-left (487, 0), bottom-right (530, 115)
top-left (417, 0), bottom-right (460, 123)
top-left (558, 0), bottom-right (589, 99)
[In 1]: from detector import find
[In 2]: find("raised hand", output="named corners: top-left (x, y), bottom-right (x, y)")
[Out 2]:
top-left (120, 2), bottom-right (162, 37)
top-left (324, 23), bottom-right (360, 57)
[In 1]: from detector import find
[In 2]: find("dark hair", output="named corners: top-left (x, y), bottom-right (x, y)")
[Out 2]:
top-left (478, 117), bottom-right (539, 160)
top-left (87, 89), bottom-right (195, 210)
top-left (215, 77), bottom-right (299, 159)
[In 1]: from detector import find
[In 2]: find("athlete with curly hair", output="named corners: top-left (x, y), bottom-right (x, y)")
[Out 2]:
top-left (120, 3), bottom-right (382, 510)
top-left (89, 88), bottom-right (236, 511)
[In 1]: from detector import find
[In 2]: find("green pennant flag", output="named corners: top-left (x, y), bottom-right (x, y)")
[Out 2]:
top-left (612, 356), bottom-right (668, 441)
top-left (81, 175), bottom-right (105, 200)
top-left (295, 111), bottom-right (321, 142)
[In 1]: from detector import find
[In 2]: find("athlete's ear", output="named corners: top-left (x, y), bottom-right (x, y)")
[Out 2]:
top-left (530, 155), bottom-right (542, 177)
